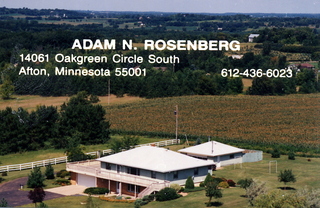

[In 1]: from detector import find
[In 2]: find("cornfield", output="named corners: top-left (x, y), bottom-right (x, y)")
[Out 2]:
top-left (106, 94), bottom-right (320, 153)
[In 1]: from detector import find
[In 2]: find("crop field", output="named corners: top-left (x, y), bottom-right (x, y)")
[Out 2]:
top-left (1, 93), bottom-right (319, 153)
top-left (106, 94), bottom-right (320, 153)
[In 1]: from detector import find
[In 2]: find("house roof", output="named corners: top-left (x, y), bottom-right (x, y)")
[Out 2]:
top-left (96, 146), bottom-right (214, 173)
top-left (299, 63), bottom-right (315, 69)
top-left (249, 34), bottom-right (260, 38)
top-left (178, 141), bottom-right (245, 158)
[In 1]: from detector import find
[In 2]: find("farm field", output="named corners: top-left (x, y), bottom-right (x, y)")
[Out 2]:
top-left (0, 94), bottom-right (144, 112)
top-left (1, 93), bottom-right (319, 153)
top-left (106, 94), bottom-right (320, 153)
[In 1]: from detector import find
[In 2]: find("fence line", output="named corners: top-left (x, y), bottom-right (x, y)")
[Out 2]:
top-left (0, 139), bottom-right (180, 173)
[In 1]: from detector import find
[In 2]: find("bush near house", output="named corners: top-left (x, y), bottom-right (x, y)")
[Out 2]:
top-left (53, 179), bottom-right (71, 186)
top-left (155, 187), bottom-right (181, 201)
top-left (56, 169), bottom-right (70, 178)
top-left (84, 187), bottom-right (109, 195)
top-left (185, 176), bottom-right (195, 189)
top-left (218, 181), bottom-right (230, 189)
top-left (227, 179), bottom-right (236, 187)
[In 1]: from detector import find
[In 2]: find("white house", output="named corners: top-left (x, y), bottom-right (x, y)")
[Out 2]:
top-left (67, 146), bottom-right (214, 198)
top-left (248, 34), bottom-right (260, 42)
top-left (178, 141), bottom-right (262, 168)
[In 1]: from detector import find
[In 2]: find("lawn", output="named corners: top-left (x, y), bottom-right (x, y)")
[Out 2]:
top-left (17, 153), bottom-right (320, 208)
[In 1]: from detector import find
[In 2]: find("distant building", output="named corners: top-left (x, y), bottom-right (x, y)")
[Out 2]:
top-left (228, 55), bottom-right (244, 59)
top-left (248, 34), bottom-right (260, 42)
top-left (298, 63), bottom-right (315, 70)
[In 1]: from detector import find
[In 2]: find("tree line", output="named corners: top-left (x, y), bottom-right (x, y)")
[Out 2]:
top-left (0, 91), bottom-right (110, 155)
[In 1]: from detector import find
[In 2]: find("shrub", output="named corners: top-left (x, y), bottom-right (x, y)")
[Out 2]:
top-left (134, 199), bottom-right (148, 208)
top-left (84, 187), bottom-right (109, 195)
top-left (179, 187), bottom-right (185, 192)
top-left (45, 164), bottom-right (55, 179)
top-left (238, 178), bottom-right (253, 190)
top-left (227, 179), bottom-right (236, 187)
top-left (53, 179), bottom-right (71, 186)
top-left (288, 151), bottom-right (295, 160)
top-left (99, 196), bottom-right (134, 203)
top-left (203, 173), bottom-right (214, 186)
top-left (184, 187), bottom-right (205, 192)
top-left (155, 187), bottom-right (181, 201)
top-left (56, 170), bottom-right (70, 178)
top-left (170, 183), bottom-right (181, 192)
top-left (212, 177), bottom-right (224, 184)
top-left (27, 167), bottom-right (45, 188)
top-left (200, 182), bottom-right (205, 187)
top-left (218, 181), bottom-right (230, 188)
top-left (271, 148), bottom-right (281, 158)
top-left (185, 176), bottom-right (194, 189)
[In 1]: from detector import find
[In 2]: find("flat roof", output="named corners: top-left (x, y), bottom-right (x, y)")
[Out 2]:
top-left (178, 141), bottom-right (244, 157)
top-left (97, 146), bottom-right (214, 173)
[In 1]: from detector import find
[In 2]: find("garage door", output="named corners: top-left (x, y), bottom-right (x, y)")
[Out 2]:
top-left (77, 174), bottom-right (96, 187)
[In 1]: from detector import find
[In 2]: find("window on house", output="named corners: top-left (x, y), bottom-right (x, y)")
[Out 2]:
top-left (127, 184), bottom-right (140, 193)
top-left (105, 163), bottom-right (111, 170)
top-left (151, 171), bottom-right (156, 179)
top-left (173, 171), bottom-right (178, 179)
top-left (117, 165), bottom-right (122, 173)
top-left (194, 168), bottom-right (199, 175)
top-left (127, 167), bottom-right (140, 176)
top-left (230, 154), bottom-right (235, 159)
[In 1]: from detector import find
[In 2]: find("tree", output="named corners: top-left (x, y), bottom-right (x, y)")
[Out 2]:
top-left (205, 182), bottom-right (222, 206)
top-left (278, 169), bottom-right (296, 189)
top-left (108, 135), bottom-right (140, 153)
top-left (58, 91), bottom-right (110, 146)
top-left (27, 167), bottom-right (45, 188)
top-left (288, 151), bottom-right (295, 160)
top-left (121, 135), bottom-right (140, 150)
top-left (262, 41), bottom-right (271, 56)
top-left (64, 131), bottom-right (90, 162)
top-left (45, 164), bottom-right (55, 179)
top-left (0, 78), bottom-right (14, 100)
top-left (253, 189), bottom-right (304, 208)
top-left (185, 176), bottom-right (194, 189)
top-left (248, 77), bottom-right (274, 95)
top-left (246, 180), bottom-right (267, 206)
top-left (271, 148), bottom-right (281, 158)
top-left (203, 173), bottom-right (214, 186)
top-left (28, 187), bottom-right (46, 207)
top-left (0, 198), bottom-right (8, 207)
top-left (238, 178), bottom-right (254, 191)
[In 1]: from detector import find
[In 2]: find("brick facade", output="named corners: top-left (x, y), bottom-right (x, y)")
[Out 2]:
top-left (70, 172), bottom-right (77, 185)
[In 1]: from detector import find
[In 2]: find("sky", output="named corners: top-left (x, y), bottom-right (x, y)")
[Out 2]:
top-left (1, 0), bottom-right (320, 14)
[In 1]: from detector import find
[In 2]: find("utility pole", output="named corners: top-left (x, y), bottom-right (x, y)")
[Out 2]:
top-left (174, 105), bottom-right (178, 141)
top-left (108, 78), bottom-right (110, 105)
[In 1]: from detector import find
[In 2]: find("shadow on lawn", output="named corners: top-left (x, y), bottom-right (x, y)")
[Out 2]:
top-left (205, 201), bottom-right (223, 207)
top-left (278, 187), bottom-right (296, 190)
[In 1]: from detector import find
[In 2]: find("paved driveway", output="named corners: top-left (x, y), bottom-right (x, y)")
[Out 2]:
top-left (46, 185), bottom-right (87, 196)
top-left (0, 177), bottom-right (64, 207)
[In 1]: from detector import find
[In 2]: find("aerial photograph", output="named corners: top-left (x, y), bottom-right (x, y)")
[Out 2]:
top-left (0, 0), bottom-right (319, 207)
